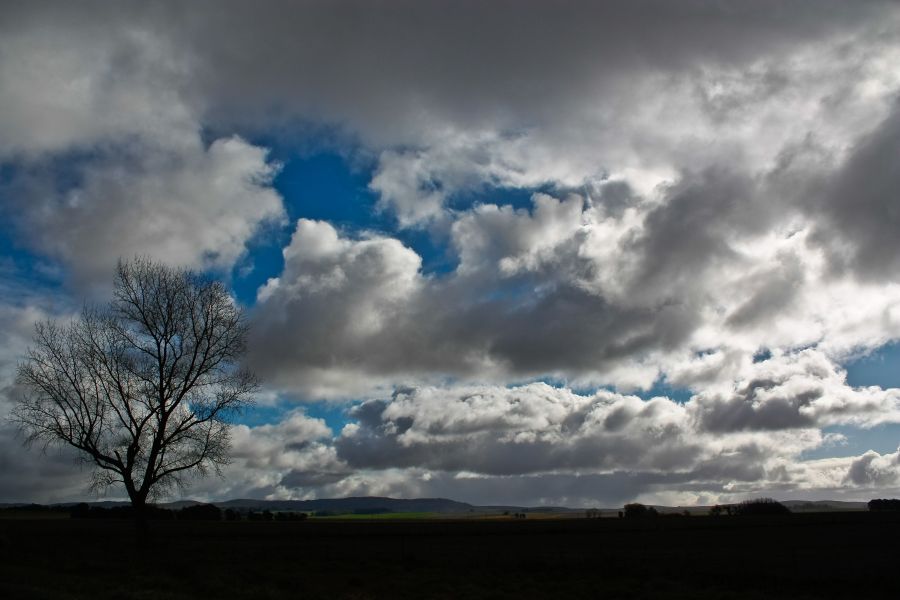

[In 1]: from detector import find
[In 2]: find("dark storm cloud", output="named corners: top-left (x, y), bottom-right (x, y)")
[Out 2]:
top-left (626, 168), bottom-right (771, 301)
top-left (368, 470), bottom-right (710, 508)
top-left (808, 102), bottom-right (900, 281)
top-left (162, 0), bottom-right (894, 142)
top-left (2, 0), bottom-right (890, 154)
top-left (0, 422), bottom-right (97, 502)
top-left (692, 387), bottom-right (820, 433)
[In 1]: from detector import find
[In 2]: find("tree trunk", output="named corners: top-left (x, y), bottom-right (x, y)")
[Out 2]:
top-left (130, 492), bottom-right (150, 547)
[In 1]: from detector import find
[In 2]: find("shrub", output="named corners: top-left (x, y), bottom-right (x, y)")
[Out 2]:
top-left (274, 511), bottom-right (309, 521)
top-left (178, 504), bottom-right (222, 521)
top-left (69, 504), bottom-right (175, 520)
top-left (868, 499), bottom-right (900, 512)
top-left (623, 503), bottom-right (658, 519)
top-left (731, 498), bottom-right (790, 516)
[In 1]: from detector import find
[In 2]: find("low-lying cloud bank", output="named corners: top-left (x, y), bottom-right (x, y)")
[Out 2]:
top-left (2, 355), bottom-right (898, 505)
top-left (110, 369), bottom-right (900, 506)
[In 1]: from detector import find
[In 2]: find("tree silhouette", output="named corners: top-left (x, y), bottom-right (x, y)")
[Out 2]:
top-left (13, 257), bottom-right (257, 525)
top-left (731, 498), bottom-right (790, 516)
top-left (623, 503), bottom-right (658, 518)
top-left (867, 498), bottom-right (900, 511)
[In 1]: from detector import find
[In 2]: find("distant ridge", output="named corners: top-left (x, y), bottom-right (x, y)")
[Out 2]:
top-left (0, 496), bottom-right (874, 514)
top-left (215, 496), bottom-right (476, 513)
top-left (781, 500), bottom-right (868, 511)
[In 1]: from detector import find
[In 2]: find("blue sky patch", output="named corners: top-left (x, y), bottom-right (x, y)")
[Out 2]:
top-left (801, 423), bottom-right (900, 460)
top-left (844, 341), bottom-right (900, 389)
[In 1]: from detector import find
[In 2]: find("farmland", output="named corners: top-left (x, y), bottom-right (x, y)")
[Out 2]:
top-left (1, 511), bottom-right (898, 599)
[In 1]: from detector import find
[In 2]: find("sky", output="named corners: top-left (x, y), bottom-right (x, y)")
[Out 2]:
top-left (1, 0), bottom-right (900, 508)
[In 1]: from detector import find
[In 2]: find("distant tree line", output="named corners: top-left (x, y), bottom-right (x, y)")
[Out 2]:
top-left (0, 503), bottom-right (65, 515)
top-left (69, 503), bottom-right (308, 522)
top-left (867, 499), bottom-right (900, 512)
top-left (709, 498), bottom-right (790, 516)
top-left (245, 509), bottom-right (309, 521)
top-left (619, 503), bottom-right (693, 518)
top-left (623, 503), bottom-right (658, 518)
top-left (501, 510), bottom-right (527, 519)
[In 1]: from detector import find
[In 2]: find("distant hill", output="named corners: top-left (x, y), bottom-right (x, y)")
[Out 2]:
top-left (0, 496), bottom-right (876, 515)
top-left (781, 500), bottom-right (868, 512)
top-left (216, 496), bottom-right (477, 514)
top-left (161, 500), bottom-right (206, 509)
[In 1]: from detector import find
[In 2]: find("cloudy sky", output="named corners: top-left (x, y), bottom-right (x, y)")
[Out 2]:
top-left (2, 0), bottom-right (900, 508)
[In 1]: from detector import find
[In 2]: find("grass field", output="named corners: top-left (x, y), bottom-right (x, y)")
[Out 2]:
top-left (2, 511), bottom-right (899, 599)
top-left (311, 511), bottom-right (439, 520)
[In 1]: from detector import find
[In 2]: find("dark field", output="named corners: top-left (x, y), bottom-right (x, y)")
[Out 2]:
top-left (2, 512), bottom-right (899, 599)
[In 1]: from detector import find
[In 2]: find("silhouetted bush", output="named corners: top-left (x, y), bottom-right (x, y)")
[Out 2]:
top-left (274, 511), bottom-right (309, 521)
top-left (731, 498), bottom-right (790, 516)
top-left (224, 508), bottom-right (242, 521)
top-left (246, 509), bottom-right (274, 521)
top-left (178, 504), bottom-right (222, 521)
top-left (623, 503), bottom-right (658, 519)
top-left (868, 498), bottom-right (900, 512)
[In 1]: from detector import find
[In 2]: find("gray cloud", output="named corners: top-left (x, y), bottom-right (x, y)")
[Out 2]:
top-left (808, 103), bottom-right (900, 281)
top-left (330, 374), bottom-right (897, 484)
top-left (139, 385), bottom-right (854, 506)
top-left (3, 135), bottom-right (285, 290)
top-left (248, 214), bottom-right (704, 396)
top-left (626, 168), bottom-right (771, 302)
top-left (690, 350), bottom-right (900, 432)
top-left (249, 164), bottom-right (900, 397)
top-left (335, 386), bottom-right (705, 476)
top-left (845, 448), bottom-right (900, 487)
top-left (167, 0), bottom-right (895, 146)
top-left (0, 422), bottom-right (97, 503)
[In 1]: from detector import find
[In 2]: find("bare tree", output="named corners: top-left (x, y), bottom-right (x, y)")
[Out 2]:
top-left (13, 257), bottom-right (258, 521)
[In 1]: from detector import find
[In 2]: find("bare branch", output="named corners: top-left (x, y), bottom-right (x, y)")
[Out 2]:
top-left (12, 257), bottom-right (258, 511)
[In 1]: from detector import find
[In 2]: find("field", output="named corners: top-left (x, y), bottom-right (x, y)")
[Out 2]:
top-left (311, 511), bottom-right (439, 520)
top-left (2, 511), bottom-right (899, 599)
